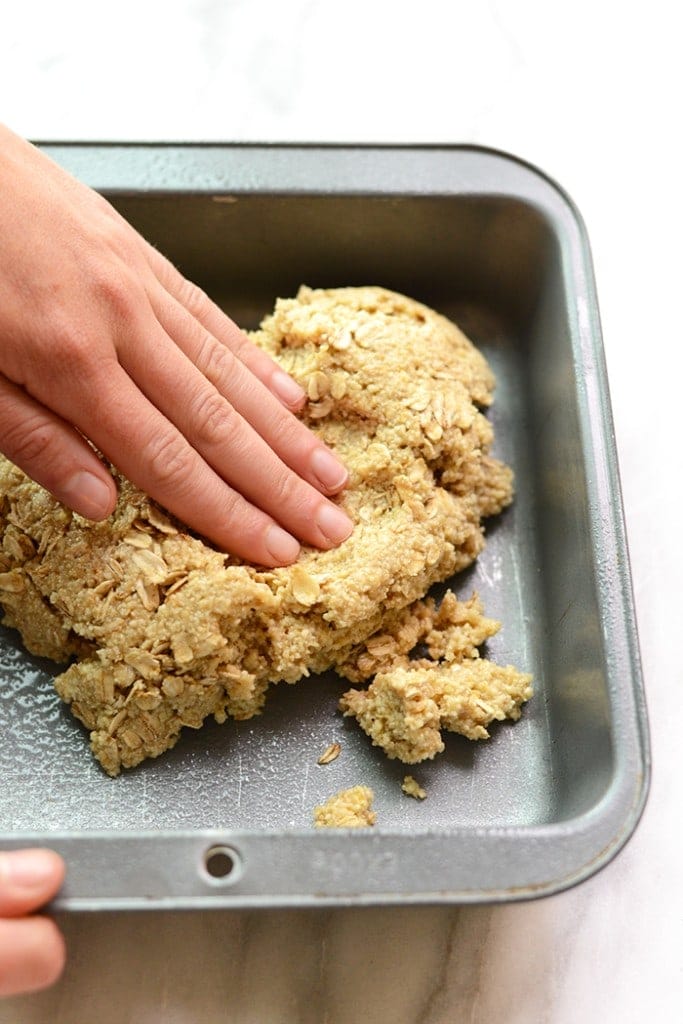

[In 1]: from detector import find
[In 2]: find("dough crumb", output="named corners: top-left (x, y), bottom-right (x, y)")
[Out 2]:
top-left (314, 785), bottom-right (376, 828)
top-left (401, 775), bottom-right (427, 800)
top-left (341, 661), bottom-right (533, 763)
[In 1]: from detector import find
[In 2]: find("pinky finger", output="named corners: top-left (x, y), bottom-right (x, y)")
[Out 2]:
top-left (0, 375), bottom-right (117, 521)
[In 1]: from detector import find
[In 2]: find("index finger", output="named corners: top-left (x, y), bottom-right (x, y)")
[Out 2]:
top-left (140, 239), bottom-right (307, 410)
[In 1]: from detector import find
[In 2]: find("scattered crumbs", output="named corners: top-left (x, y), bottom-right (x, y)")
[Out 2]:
top-left (401, 775), bottom-right (427, 800)
top-left (317, 742), bottom-right (342, 765)
top-left (314, 785), bottom-right (376, 828)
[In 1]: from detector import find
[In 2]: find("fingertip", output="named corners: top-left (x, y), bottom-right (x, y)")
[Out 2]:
top-left (0, 916), bottom-right (67, 997)
top-left (309, 447), bottom-right (349, 494)
top-left (29, 916), bottom-right (67, 992)
top-left (269, 369), bottom-right (307, 410)
top-left (0, 848), bottom-right (65, 898)
top-left (47, 850), bottom-right (66, 892)
top-left (315, 502), bottom-right (354, 548)
top-left (60, 469), bottom-right (116, 520)
top-left (263, 525), bottom-right (301, 566)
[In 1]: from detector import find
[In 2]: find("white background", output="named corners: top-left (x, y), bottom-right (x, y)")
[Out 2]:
top-left (1, 2), bottom-right (682, 1021)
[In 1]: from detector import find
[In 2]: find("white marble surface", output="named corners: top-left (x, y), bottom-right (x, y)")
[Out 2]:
top-left (1, 1), bottom-right (681, 1020)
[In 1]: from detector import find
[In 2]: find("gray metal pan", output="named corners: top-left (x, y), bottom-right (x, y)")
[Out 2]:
top-left (0, 145), bottom-right (649, 907)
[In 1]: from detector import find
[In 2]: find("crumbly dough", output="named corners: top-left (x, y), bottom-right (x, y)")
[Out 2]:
top-left (0, 285), bottom-right (530, 776)
top-left (341, 660), bottom-right (533, 763)
top-left (401, 776), bottom-right (427, 800)
top-left (314, 786), bottom-right (376, 828)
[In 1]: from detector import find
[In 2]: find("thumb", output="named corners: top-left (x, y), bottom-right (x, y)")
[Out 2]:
top-left (0, 849), bottom-right (65, 917)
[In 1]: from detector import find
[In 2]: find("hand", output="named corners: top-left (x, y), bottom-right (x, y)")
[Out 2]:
top-left (0, 124), bottom-right (352, 566)
top-left (0, 849), bottom-right (66, 997)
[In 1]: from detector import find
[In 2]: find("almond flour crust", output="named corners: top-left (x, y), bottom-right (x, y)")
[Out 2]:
top-left (0, 286), bottom-right (531, 776)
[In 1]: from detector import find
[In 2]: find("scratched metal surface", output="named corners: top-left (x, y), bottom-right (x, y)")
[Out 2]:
top-left (0, 146), bottom-right (649, 907)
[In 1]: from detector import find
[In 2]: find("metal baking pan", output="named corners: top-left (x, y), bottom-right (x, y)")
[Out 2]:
top-left (0, 144), bottom-right (650, 907)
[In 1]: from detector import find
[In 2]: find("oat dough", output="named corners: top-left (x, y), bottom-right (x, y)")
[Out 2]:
top-left (0, 286), bottom-right (531, 775)
top-left (314, 786), bottom-right (376, 829)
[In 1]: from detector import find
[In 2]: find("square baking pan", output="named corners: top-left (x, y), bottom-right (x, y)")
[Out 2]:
top-left (0, 144), bottom-right (649, 907)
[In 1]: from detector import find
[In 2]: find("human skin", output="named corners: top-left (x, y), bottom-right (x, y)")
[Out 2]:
top-left (0, 849), bottom-right (66, 997)
top-left (0, 124), bottom-right (353, 567)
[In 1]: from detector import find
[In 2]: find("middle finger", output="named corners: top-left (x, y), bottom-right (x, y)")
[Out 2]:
top-left (147, 288), bottom-right (349, 496)
top-left (119, 319), bottom-right (354, 551)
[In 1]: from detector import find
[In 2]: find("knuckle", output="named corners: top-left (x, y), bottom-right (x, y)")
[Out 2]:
top-left (196, 334), bottom-right (235, 386)
top-left (197, 389), bottom-right (237, 446)
top-left (266, 466), bottom-right (310, 514)
top-left (91, 266), bottom-right (136, 323)
top-left (4, 415), bottom-right (60, 469)
top-left (141, 430), bottom-right (196, 493)
top-left (191, 388), bottom-right (240, 448)
top-left (45, 319), bottom-right (93, 377)
top-left (177, 276), bottom-right (210, 316)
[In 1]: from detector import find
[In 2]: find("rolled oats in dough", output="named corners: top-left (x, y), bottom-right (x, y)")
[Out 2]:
top-left (0, 286), bottom-right (531, 776)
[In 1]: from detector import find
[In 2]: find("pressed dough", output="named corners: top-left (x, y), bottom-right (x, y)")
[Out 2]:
top-left (0, 286), bottom-right (531, 775)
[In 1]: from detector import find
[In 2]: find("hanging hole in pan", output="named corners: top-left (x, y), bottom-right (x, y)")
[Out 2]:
top-left (202, 844), bottom-right (242, 884)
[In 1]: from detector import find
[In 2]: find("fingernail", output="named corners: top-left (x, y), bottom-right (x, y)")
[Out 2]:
top-left (264, 525), bottom-right (300, 565)
top-left (316, 503), bottom-right (353, 546)
top-left (310, 448), bottom-right (348, 493)
top-left (62, 471), bottom-right (113, 520)
top-left (271, 370), bottom-right (306, 408)
top-left (0, 850), bottom-right (58, 889)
